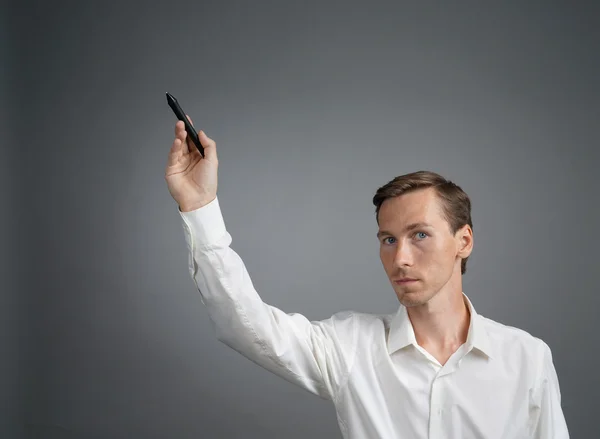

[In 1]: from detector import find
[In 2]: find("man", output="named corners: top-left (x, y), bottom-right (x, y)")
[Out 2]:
top-left (165, 118), bottom-right (569, 438)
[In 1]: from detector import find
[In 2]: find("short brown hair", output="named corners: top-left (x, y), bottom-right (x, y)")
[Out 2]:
top-left (372, 170), bottom-right (473, 275)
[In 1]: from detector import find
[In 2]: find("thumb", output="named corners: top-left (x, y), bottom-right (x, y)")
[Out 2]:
top-left (199, 130), bottom-right (218, 160)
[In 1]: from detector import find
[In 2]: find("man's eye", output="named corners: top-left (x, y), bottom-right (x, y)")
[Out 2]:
top-left (382, 233), bottom-right (427, 244)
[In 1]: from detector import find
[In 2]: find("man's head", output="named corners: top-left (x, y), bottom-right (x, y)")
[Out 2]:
top-left (372, 171), bottom-right (473, 307)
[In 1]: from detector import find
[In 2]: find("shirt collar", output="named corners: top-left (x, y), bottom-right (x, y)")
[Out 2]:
top-left (387, 292), bottom-right (494, 360)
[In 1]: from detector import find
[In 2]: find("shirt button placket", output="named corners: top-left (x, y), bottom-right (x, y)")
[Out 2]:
top-left (429, 377), bottom-right (445, 439)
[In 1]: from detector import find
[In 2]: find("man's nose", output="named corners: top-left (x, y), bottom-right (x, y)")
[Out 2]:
top-left (394, 242), bottom-right (413, 267)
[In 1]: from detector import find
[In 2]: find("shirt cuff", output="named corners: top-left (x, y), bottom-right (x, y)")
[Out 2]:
top-left (178, 196), bottom-right (227, 247)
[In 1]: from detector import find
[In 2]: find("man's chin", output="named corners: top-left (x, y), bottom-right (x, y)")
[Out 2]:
top-left (397, 289), bottom-right (429, 307)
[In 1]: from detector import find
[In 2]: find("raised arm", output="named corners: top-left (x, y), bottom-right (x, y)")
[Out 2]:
top-left (165, 118), bottom-right (356, 401)
top-left (179, 197), bottom-right (356, 400)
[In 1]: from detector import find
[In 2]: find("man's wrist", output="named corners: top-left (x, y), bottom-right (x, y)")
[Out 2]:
top-left (179, 196), bottom-right (216, 212)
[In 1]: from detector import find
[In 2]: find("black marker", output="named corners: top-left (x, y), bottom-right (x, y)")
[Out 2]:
top-left (166, 92), bottom-right (204, 158)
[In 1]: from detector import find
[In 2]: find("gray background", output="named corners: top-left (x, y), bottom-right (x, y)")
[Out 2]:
top-left (4, 0), bottom-right (598, 438)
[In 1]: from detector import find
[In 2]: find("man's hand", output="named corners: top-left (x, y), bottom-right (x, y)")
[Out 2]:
top-left (165, 116), bottom-right (219, 212)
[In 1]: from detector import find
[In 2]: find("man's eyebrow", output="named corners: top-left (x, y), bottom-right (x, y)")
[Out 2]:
top-left (376, 222), bottom-right (433, 238)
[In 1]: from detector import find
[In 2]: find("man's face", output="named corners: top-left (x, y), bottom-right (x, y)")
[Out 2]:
top-left (377, 188), bottom-right (472, 308)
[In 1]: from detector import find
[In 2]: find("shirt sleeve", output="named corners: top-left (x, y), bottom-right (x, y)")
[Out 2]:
top-left (178, 196), bottom-right (357, 401)
top-left (530, 341), bottom-right (570, 439)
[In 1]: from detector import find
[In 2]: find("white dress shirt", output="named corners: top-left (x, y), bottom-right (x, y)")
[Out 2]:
top-left (178, 196), bottom-right (569, 439)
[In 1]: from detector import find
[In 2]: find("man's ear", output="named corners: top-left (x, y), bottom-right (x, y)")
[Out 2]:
top-left (457, 225), bottom-right (473, 258)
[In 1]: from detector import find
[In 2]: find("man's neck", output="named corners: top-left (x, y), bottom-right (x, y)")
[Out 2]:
top-left (407, 289), bottom-right (471, 353)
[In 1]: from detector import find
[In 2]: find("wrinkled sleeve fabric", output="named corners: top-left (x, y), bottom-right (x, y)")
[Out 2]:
top-left (529, 341), bottom-right (569, 439)
top-left (178, 196), bottom-right (357, 401)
